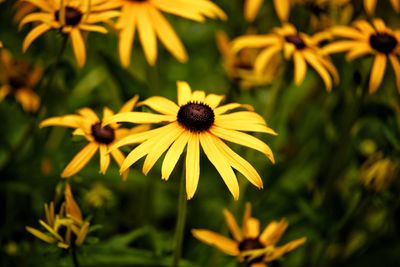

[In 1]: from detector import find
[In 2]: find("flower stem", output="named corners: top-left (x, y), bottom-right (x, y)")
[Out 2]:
top-left (172, 166), bottom-right (187, 267)
top-left (71, 246), bottom-right (80, 267)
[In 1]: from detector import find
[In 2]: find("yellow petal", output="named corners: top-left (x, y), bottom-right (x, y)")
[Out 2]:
top-left (177, 81), bottom-right (192, 106)
top-left (161, 130), bottom-right (190, 181)
top-left (22, 23), bottom-right (52, 52)
top-left (213, 138), bottom-right (263, 189)
top-left (204, 93), bottom-right (225, 108)
top-left (232, 35), bottom-right (280, 53)
top-left (191, 229), bottom-right (239, 256)
top-left (118, 8), bottom-right (137, 67)
top-left (264, 237), bottom-right (306, 261)
top-left (246, 217), bottom-right (260, 239)
top-left (26, 226), bottom-right (56, 244)
top-left (259, 219), bottom-right (288, 246)
top-left (104, 112), bottom-right (175, 125)
top-left (244, 0), bottom-right (264, 22)
top-left (70, 29), bottom-right (86, 67)
top-left (199, 133), bottom-right (239, 200)
top-left (293, 51), bottom-right (307, 86)
top-left (364, 0), bottom-right (376, 15)
top-left (389, 55), bottom-right (400, 92)
top-left (148, 7), bottom-right (188, 63)
top-left (138, 96), bottom-right (179, 115)
top-left (137, 5), bottom-right (157, 65)
top-left (223, 209), bottom-right (242, 242)
top-left (119, 95), bottom-right (139, 113)
top-left (254, 45), bottom-right (282, 75)
top-left (99, 144), bottom-right (111, 174)
top-left (185, 133), bottom-right (200, 199)
top-left (214, 103), bottom-right (254, 115)
top-left (210, 126), bottom-right (275, 163)
top-left (61, 143), bottom-right (98, 178)
top-left (369, 53), bottom-right (387, 93)
top-left (40, 115), bottom-right (83, 128)
top-left (142, 123), bottom-right (183, 175)
top-left (273, 0), bottom-right (290, 21)
top-left (302, 50), bottom-right (333, 91)
top-left (64, 184), bottom-right (82, 223)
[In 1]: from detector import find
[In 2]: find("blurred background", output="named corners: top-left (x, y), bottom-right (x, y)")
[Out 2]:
top-left (0, 0), bottom-right (400, 266)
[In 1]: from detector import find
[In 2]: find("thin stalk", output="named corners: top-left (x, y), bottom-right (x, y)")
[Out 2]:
top-left (71, 246), bottom-right (81, 267)
top-left (172, 166), bottom-right (187, 267)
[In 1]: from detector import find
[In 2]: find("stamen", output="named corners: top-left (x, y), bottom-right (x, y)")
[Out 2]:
top-left (91, 122), bottom-right (115, 145)
top-left (285, 35), bottom-right (306, 49)
top-left (177, 102), bottom-right (215, 132)
top-left (370, 33), bottom-right (398, 54)
top-left (55, 6), bottom-right (83, 26)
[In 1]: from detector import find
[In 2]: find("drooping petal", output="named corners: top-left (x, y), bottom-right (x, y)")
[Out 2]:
top-left (200, 133), bottom-right (239, 200)
top-left (254, 45), bottom-right (282, 75)
top-left (369, 53), bottom-right (387, 93)
top-left (142, 123), bottom-right (184, 175)
top-left (70, 29), bottom-right (86, 67)
top-left (293, 51), bottom-right (307, 86)
top-left (118, 7), bottom-right (137, 67)
top-left (263, 237), bottom-right (307, 262)
top-left (389, 54), bottom-right (400, 92)
top-left (119, 95), bottom-right (139, 113)
top-left (22, 23), bottom-right (52, 52)
top-left (111, 149), bottom-right (129, 180)
top-left (61, 143), bottom-right (98, 178)
top-left (273, 0), bottom-right (290, 21)
top-left (192, 229), bottom-right (240, 256)
top-left (210, 126), bottom-right (275, 163)
top-left (213, 138), bottom-right (263, 189)
top-left (232, 35), bottom-right (281, 53)
top-left (104, 112), bottom-right (175, 126)
top-left (99, 144), bottom-right (111, 174)
top-left (40, 115), bottom-right (83, 128)
top-left (148, 7), bottom-right (188, 63)
top-left (244, 0), bottom-right (264, 22)
top-left (161, 130), bottom-right (190, 180)
top-left (185, 133), bottom-right (200, 199)
top-left (26, 226), bottom-right (56, 244)
top-left (137, 4), bottom-right (157, 65)
top-left (303, 50), bottom-right (333, 91)
top-left (364, 0), bottom-right (376, 15)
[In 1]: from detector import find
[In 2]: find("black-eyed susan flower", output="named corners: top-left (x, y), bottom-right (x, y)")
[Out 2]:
top-left (192, 203), bottom-right (306, 266)
top-left (40, 96), bottom-right (148, 179)
top-left (323, 19), bottom-right (400, 93)
top-left (0, 49), bottom-right (42, 112)
top-left (104, 81), bottom-right (276, 200)
top-left (216, 31), bottom-right (280, 89)
top-left (26, 184), bottom-right (90, 249)
top-left (232, 24), bottom-right (339, 91)
top-left (19, 0), bottom-right (120, 67)
top-left (364, 0), bottom-right (400, 16)
top-left (114, 0), bottom-right (226, 67)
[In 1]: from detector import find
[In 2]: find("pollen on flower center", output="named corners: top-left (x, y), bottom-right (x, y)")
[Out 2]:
top-left (285, 35), bottom-right (306, 49)
top-left (177, 102), bottom-right (215, 132)
top-left (91, 122), bottom-right (115, 145)
top-left (238, 238), bottom-right (265, 263)
top-left (54, 7), bottom-right (83, 26)
top-left (369, 33), bottom-right (398, 54)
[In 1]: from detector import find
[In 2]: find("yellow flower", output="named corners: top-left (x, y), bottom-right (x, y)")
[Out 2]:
top-left (216, 31), bottom-right (280, 89)
top-left (84, 182), bottom-right (113, 208)
top-left (0, 49), bottom-right (42, 112)
top-left (323, 19), bottom-right (400, 93)
top-left (26, 184), bottom-right (90, 249)
top-left (40, 96), bottom-right (147, 179)
top-left (13, 0), bottom-right (37, 23)
top-left (232, 24), bottom-right (339, 91)
top-left (105, 81), bottom-right (276, 200)
top-left (364, 0), bottom-right (400, 15)
top-left (19, 0), bottom-right (120, 67)
top-left (192, 203), bottom-right (306, 266)
top-left (360, 153), bottom-right (398, 192)
top-left (114, 0), bottom-right (226, 67)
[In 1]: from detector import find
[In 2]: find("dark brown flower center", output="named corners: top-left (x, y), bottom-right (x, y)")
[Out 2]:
top-left (91, 122), bottom-right (115, 145)
top-left (285, 35), bottom-right (306, 49)
top-left (55, 7), bottom-right (83, 26)
top-left (8, 76), bottom-right (26, 90)
top-left (177, 102), bottom-right (215, 132)
top-left (238, 238), bottom-right (265, 264)
top-left (369, 33), bottom-right (398, 54)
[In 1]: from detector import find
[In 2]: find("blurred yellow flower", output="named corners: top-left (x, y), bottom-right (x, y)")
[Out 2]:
top-left (26, 184), bottom-right (90, 249)
top-left (192, 203), bottom-right (306, 266)
top-left (114, 0), bottom-right (226, 67)
top-left (84, 182), bottom-right (113, 208)
top-left (0, 49), bottom-right (41, 112)
top-left (364, 0), bottom-right (400, 15)
top-left (323, 19), bottom-right (400, 93)
top-left (216, 31), bottom-right (280, 89)
top-left (40, 96), bottom-right (148, 179)
top-left (105, 81), bottom-right (276, 200)
top-left (360, 153), bottom-right (397, 192)
top-left (13, 1), bottom-right (36, 23)
top-left (232, 24), bottom-right (339, 91)
top-left (19, 0), bottom-right (120, 67)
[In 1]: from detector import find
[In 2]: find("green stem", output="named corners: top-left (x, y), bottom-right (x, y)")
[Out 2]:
top-left (71, 246), bottom-right (81, 267)
top-left (172, 166), bottom-right (187, 267)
